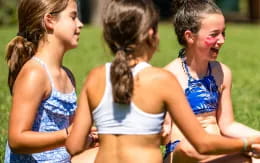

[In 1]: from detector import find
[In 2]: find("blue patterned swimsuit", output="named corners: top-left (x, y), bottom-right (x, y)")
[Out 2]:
top-left (164, 56), bottom-right (220, 159)
top-left (4, 57), bottom-right (77, 163)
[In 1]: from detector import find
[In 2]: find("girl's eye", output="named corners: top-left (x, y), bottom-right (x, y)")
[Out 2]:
top-left (222, 31), bottom-right (226, 37)
top-left (210, 33), bottom-right (218, 37)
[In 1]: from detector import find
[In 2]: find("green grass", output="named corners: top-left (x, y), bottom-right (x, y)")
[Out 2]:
top-left (0, 23), bottom-right (260, 162)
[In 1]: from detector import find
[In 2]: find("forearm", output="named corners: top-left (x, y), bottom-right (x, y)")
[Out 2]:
top-left (221, 122), bottom-right (260, 138)
top-left (197, 134), bottom-right (246, 155)
top-left (66, 133), bottom-right (89, 156)
top-left (9, 129), bottom-right (67, 154)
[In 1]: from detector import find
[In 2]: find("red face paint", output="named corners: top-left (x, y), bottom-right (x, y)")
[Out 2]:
top-left (205, 36), bottom-right (218, 46)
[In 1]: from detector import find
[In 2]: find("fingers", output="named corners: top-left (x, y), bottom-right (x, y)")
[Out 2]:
top-left (250, 144), bottom-right (260, 158)
top-left (91, 126), bottom-right (97, 132)
top-left (88, 132), bottom-right (99, 148)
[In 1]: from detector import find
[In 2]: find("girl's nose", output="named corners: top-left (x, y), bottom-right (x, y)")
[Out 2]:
top-left (77, 18), bottom-right (84, 29)
top-left (217, 34), bottom-right (225, 44)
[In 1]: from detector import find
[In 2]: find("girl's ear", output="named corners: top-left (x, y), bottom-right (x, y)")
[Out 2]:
top-left (184, 30), bottom-right (194, 44)
top-left (147, 28), bottom-right (159, 48)
top-left (43, 13), bottom-right (56, 31)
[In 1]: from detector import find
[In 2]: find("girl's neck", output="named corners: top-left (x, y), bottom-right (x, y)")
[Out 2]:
top-left (35, 40), bottom-right (65, 69)
top-left (128, 56), bottom-right (148, 68)
top-left (185, 49), bottom-right (209, 79)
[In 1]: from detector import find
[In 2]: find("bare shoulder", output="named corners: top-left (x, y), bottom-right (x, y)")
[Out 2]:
top-left (210, 61), bottom-right (232, 78)
top-left (164, 58), bottom-right (181, 74)
top-left (211, 61), bottom-right (231, 75)
top-left (140, 66), bottom-right (180, 87)
top-left (210, 61), bottom-right (232, 90)
top-left (83, 64), bottom-right (106, 110)
top-left (85, 64), bottom-right (106, 89)
top-left (13, 60), bottom-right (49, 96)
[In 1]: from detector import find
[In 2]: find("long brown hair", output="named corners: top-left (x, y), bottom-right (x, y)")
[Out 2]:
top-left (5, 0), bottom-right (73, 94)
top-left (103, 0), bottom-right (159, 104)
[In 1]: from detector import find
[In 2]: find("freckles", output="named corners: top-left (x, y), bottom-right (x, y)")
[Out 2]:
top-left (204, 36), bottom-right (218, 46)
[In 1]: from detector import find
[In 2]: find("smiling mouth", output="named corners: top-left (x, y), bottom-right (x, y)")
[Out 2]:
top-left (211, 47), bottom-right (219, 53)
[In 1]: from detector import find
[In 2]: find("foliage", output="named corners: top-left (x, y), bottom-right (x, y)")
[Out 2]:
top-left (0, 0), bottom-right (17, 26)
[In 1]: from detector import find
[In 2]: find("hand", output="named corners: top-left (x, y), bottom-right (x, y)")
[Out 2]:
top-left (161, 113), bottom-right (172, 145)
top-left (86, 126), bottom-right (99, 148)
top-left (248, 144), bottom-right (260, 158)
top-left (161, 123), bottom-right (172, 144)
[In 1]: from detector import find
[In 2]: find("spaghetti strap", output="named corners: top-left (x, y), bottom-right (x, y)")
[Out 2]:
top-left (182, 57), bottom-right (211, 81)
top-left (208, 62), bottom-right (212, 75)
top-left (181, 57), bottom-right (192, 81)
top-left (32, 56), bottom-right (55, 88)
top-left (131, 62), bottom-right (151, 76)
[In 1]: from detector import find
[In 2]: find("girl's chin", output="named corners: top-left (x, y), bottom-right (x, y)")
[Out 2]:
top-left (208, 54), bottom-right (218, 60)
top-left (210, 56), bottom-right (218, 61)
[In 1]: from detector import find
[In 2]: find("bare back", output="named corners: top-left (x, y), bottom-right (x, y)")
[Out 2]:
top-left (86, 63), bottom-right (177, 163)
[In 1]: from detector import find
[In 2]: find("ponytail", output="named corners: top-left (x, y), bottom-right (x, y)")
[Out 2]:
top-left (5, 36), bottom-right (36, 94)
top-left (103, 0), bottom-right (158, 104)
top-left (110, 49), bottom-right (133, 104)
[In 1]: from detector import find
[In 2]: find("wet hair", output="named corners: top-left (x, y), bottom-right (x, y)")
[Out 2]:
top-left (172, 0), bottom-right (222, 46)
top-left (5, 0), bottom-right (74, 94)
top-left (103, 0), bottom-right (159, 104)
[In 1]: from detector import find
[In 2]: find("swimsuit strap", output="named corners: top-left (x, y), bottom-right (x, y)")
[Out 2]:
top-left (181, 57), bottom-right (211, 81)
top-left (164, 140), bottom-right (181, 160)
top-left (131, 62), bottom-right (151, 76)
top-left (32, 56), bottom-right (55, 88)
top-left (208, 62), bottom-right (212, 76)
top-left (181, 57), bottom-right (192, 81)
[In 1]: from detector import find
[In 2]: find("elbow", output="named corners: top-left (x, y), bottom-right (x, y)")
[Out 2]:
top-left (65, 140), bottom-right (85, 156)
top-left (8, 138), bottom-right (25, 154)
top-left (66, 147), bottom-right (81, 156)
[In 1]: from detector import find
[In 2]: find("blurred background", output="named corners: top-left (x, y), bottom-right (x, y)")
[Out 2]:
top-left (0, 0), bottom-right (260, 26)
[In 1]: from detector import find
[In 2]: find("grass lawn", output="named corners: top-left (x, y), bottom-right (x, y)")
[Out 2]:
top-left (0, 23), bottom-right (260, 162)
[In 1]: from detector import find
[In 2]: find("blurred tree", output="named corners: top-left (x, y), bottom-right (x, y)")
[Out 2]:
top-left (78, 0), bottom-right (260, 24)
top-left (153, 0), bottom-right (174, 20)
top-left (249, 0), bottom-right (260, 21)
top-left (215, 0), bottom-right (239, 12)
top-left (78, 0), bottom-right (91, 24)
top-left (78, 0), bottom-right (109, 25)
top-left (0, 0), bottom-right (17, 25)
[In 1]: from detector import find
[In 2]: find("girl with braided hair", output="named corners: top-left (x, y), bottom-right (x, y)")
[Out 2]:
top-left (66, 0), bottom-right (260, 162)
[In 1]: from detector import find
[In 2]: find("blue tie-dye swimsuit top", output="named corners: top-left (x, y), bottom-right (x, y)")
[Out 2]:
top-left (164, 53), bottom-right (221, 159)
top-left (182, 58), bottom-right (220, 115)
top-left (5, 57), bottom-right (77, 163)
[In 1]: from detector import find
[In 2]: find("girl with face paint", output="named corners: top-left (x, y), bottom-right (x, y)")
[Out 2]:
top-left (163, 0), bottom-right (260, 163)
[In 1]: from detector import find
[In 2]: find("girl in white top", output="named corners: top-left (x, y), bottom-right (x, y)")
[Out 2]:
top-left (66, 0), bottom-right (260, 163)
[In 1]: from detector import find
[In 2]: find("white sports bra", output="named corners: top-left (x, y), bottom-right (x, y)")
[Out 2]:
top-left (93, 62), bottom-right (165, 135)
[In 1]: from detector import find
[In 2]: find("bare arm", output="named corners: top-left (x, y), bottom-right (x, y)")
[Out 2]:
top-left (217, 64), bottom-right (260, 137)
top-left (65, 83), bottom-right (93, 156)
top-left (160, 70), bottom-right (259, 155)
top-left (65, 66), bottom-right (103, 156)
top-left (8, 66), bottom-right (67, 154)
top-left (161, 112), bottom-right (172, 145)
